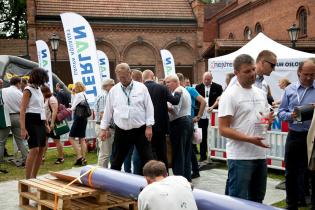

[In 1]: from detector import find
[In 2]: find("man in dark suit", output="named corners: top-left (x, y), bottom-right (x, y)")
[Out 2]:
top-left (195, 72), bottom-right (223, 161)
top-left (142, 70), bottom-right (181, 168)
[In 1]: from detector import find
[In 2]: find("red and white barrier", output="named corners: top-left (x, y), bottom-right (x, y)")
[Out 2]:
top-left (208, 110), bottom-right (288, 170)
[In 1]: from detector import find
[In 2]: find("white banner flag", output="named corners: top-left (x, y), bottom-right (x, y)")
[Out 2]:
top-left (160, 49), bottom-right (176, 77)
top-left (97, 50), bottom-right (110, 80)
top-left (36, 40), bottom-right (53, 91)
top-left (60, 12), bottom-right (102, 104)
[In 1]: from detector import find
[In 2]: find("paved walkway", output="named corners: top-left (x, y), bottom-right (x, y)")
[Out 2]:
top-left (0, 166), bottom-right (285, 210)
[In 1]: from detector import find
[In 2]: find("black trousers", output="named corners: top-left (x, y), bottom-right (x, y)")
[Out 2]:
top-left (151, 128), bottom-right (168, 169)
top-left (285, 130), bottom-right (315, 210)
top-left (111, 125), bottom-right (153, 174)
top-left (198, 118), bottom-right (209, 161)
top-left (170, 116), bottom-right (193, 181)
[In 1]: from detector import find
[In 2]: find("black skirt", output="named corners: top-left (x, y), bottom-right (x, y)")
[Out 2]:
top-left (25, 113), bottom-right (46, 149)
top-left (69, 115), bottom-right (88, 138)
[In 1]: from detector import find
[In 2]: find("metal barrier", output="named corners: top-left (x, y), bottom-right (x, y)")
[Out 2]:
top-left (208, 110), bottom-right (288, 170)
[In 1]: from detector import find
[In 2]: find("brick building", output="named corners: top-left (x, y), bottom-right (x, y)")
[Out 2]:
top-left (203, 0), bottom-right (315, 58)
top-left (26, 0), bottom-right (207, 85)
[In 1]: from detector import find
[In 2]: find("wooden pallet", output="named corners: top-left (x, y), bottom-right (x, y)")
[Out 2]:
top-left (19, 178), bottom-right (138, 210)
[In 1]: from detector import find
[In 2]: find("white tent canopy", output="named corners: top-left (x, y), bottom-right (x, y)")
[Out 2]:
top-left (208, 33), bottom-right (315, 99)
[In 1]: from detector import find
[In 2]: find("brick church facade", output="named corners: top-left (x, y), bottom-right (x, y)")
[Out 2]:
top-left (203, 0), bottom-right (315, 58)
top-left (26, 0), bottom-right (207, 85)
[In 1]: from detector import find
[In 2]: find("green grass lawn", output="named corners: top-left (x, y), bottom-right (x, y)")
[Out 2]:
top-left (0, 137), bottom-right (98, 182)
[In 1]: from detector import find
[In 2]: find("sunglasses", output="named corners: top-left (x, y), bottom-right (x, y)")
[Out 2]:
top-left (206, 90), bottom-right (209, 97)
top-left (264, 60), bottom-right (276, 69)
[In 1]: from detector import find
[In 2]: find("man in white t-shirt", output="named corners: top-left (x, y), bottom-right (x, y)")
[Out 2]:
top-left (138, 160), bottom-right (197, 210)
top-left (218, 54), bottom-right (273, 203)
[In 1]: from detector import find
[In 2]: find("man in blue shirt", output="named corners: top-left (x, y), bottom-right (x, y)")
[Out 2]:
top-left (278, 58), bottom-right (315, 210)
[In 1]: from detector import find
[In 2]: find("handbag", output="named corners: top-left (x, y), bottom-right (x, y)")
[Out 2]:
top-left (53, 120), bottom-right (70, 136)
top-left (74, 95), bottom-right (91, 118)
top-left (56, 104), bottom-right (71, 122)
top-left (0, 90), bottom-right (11, 129)
top-left (192, 123), bottom-right (202, 144)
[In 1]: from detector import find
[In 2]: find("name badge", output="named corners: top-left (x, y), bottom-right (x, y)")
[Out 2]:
top-left (120, 105), bottom-right (130, 119)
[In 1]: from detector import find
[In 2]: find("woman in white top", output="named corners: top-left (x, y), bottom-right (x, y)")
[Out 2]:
top-left (20, 68), bottom-right (49, 179)
top-left (41, 85), bottom-right (65, 164)
top-left (68, 82), bottom-right (89, 166)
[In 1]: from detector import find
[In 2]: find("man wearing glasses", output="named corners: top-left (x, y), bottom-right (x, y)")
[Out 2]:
top-left (227, 50), bottom-right (277, 95)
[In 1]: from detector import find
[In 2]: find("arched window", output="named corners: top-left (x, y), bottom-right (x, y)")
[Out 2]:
top-left (228, 32), bottom-right (234, 39)
top-left (255, 22), bottom-right (263, 34)
top-left (244, 26), bottom-right (252, 40)
top-left (298, 8), bottom-right (307, 36)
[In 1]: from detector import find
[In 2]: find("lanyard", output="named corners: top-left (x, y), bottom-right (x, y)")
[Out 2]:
top-left (296, 87), bottom-right (309, 105)
top-left (121, 83), bottom-right (133, 106)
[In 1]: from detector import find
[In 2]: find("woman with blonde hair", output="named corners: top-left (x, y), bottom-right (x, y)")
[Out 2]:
top-left (68, 82), bottom-right (89, 166)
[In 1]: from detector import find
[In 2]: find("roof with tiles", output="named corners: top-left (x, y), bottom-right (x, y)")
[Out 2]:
top-left (35, 0), bottom-right (195, 20)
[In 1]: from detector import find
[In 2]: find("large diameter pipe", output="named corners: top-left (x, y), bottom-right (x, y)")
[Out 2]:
top-left (80, 165), bottom-right (147, 199)
top-left (80, 166), bottom-right (282, 210)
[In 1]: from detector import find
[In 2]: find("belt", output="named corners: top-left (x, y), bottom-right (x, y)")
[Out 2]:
top-left (9, 113), bottom-right (20, 115)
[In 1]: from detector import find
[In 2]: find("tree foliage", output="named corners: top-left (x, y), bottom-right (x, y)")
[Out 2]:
top-left (0, 0), bottom-right (26, 38)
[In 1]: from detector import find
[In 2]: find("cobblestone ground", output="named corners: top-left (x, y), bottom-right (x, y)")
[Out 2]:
top-left (0, 166), bottom-right (285, 210)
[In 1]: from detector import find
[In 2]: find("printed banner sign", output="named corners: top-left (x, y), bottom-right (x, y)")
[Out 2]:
top-left (160, 49), bottom-right (176, 77)
top-left (97, 50), bottom-right (110, 80)
top-left (60, 12), bottom-right (102, 104)
top-left (36, 40), bottom-right (53, 91)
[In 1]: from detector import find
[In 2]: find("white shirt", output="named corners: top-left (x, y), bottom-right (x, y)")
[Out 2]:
top-left (2, 85), bottom-right (22, 113)
top-left (201, 85), bottom-right (211, 119)
top-left (227, 75), bottom-right (268, 95)
top-left (168, 86), bottom-right (191, 121)
top-left (138, 176), bottom-right (198, 210)
top-left (71, 92), bottom-right (87, 111)
top-left (100, 81), bottom-right (155, 130)
top-left (44, 96), bottom-right (58, 121)
top-left (218, 83), bottom-right (269, 160)
top-left (25, 86), bottom-right (46, 119)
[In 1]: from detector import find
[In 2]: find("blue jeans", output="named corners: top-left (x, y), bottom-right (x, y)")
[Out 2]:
top-left (227, 159), bottom-right (267, 203)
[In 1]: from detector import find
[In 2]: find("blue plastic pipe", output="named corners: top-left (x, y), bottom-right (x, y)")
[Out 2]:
top-left (80, 166), bottom-right (282, 210)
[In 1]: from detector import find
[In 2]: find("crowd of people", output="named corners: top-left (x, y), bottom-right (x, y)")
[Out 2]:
top-left (0, 49), bottom-right (314, 210)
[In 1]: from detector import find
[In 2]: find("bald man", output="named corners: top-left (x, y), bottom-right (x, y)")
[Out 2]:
top-left (143, 70), bottom-right (181, 168)
top-left (195, 72), bottom-right (223, 162)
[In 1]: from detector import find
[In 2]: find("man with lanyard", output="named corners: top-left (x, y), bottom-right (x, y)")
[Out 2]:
top-left (95, 79), bottom-right (115, 168)
top-left (195, 72), bottom-right (223, 162)
top-left (99, 63), bottom-right (154, 173)
top-left (278, 58), bottom-right (315, 210)
top-left (227, 50), bottom-right (277, 95)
